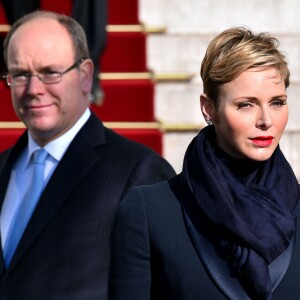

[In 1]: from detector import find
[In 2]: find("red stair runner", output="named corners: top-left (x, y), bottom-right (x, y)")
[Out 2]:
top-left (108, 0), bottom-right (139, 25)
top-left (101, 32), bottom-right (147, 73)
top-left (92, 79), bottom-right (154, 122)
top-left (0, 81), bottom-right (17, 121)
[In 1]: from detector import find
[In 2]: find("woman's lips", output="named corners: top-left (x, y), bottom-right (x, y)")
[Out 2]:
top-left (250, 136), bottom-right (273, 147)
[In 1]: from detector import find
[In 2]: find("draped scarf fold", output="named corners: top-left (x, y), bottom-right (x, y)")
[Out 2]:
top-left (181, 126), bottom-right (300, 299)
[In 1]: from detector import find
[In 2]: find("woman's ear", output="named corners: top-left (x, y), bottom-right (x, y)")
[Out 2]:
top-left (79, 58), bottom-right (94, 94)
top-left (200, 93), bottom-right (215, 125)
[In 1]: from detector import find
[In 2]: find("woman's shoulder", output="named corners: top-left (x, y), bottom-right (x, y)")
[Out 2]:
top-left (118, 175), bottom-right (182, 218)
top-left (126, 174), bottom-right (180, 202)
top-left (115, 174), bottom-right (187, 245)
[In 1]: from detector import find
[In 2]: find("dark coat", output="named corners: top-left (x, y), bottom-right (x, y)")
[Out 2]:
top-left (109, 175), bottom-right (300, 300)
top-left (0, 113), bottom-right (175, 299)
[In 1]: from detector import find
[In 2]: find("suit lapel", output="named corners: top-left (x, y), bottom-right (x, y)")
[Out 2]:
top-left (7, 114), bottom-right (106, 270)
top-left (183, 209), bottom-right (251, 300)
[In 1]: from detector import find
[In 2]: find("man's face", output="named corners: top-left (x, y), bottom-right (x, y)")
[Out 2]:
top-left (7, 17), bottom-right (93, 146)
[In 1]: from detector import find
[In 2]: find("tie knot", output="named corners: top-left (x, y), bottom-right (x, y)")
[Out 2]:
top-left (33, 148), bottom-right (48, 165)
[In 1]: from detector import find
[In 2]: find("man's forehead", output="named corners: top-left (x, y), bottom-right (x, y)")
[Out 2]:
top-left (9, 18), bottom-right (72, 52)
top-left (11, 17), bottom-right (69, 42)
top-left (7, 19), bottom-right (74, 67)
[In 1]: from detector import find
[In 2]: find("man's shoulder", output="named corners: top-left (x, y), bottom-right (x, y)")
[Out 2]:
top-left (103, 126), bottom-right (159, 156)
top-left (101, 127), bottom-right (176, 182)
top-left (76, 115), bottom-right (156, 158)
top-left (0, 148), bottom-right (10, 162)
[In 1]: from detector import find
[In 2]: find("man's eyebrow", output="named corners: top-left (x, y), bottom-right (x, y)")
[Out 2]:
top-left (9, 64), bottom-right (60, 73)
top-left (8, 67), bottom-right (28, 73)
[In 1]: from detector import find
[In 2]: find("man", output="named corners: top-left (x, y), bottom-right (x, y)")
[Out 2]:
top-left (1, 0), bottom-right (107, 105)
top-left (1, 0), bottom-right (107, 104)
top-left (0, 11), bottom-right (175, 299)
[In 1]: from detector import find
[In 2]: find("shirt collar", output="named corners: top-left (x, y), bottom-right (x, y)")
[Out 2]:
top-left (25, 108), bottom-right (91, 168)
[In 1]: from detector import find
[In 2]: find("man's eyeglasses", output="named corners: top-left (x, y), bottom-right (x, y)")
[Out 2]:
top-left (3, 57), bottom-right (87, 87)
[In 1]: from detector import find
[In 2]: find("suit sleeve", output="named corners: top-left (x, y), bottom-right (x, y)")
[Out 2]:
top-left (109, 187), bottom-right (151, 300)
top-left (123, 152), bottom-right (176, 197)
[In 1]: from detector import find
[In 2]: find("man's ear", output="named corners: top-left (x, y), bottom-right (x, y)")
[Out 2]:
top-left (79, 58), bottom-right (94, 94)
top-left (200, 93), bottom-right (215, 125)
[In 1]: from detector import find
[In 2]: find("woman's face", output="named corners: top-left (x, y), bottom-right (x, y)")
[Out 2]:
top-left (202, 67), bottom-right (288, 161)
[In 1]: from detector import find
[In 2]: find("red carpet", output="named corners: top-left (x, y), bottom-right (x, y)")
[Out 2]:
top-left (108, 0), bottom-right (139, 25)
top-left (0, 81), bottom-right (18, 121)
top-left (0, 4), bottom-right (7, 23)
top-left (101, 32), bottom-right (147, 73)
top-left (92, 79), bottom-right (154, 122)
top-left (40, 0), bottom-right (72, 15)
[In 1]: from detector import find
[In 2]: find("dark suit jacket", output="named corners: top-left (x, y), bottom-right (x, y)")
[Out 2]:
top-left (109, 175), bottom-right (300, 300)
top-left (0, 113), bottom-right (175, 300)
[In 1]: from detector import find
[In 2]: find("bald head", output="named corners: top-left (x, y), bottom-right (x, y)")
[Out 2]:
top-left (3, 10), bottom-right (90, 67)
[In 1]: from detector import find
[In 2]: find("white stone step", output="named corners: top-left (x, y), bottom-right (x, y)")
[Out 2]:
top-left (140, 0), bottom-right (300, 34)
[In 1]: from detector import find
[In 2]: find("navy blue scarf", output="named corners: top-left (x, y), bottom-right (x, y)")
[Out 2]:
top-left (181, 126), bottom-right (300, 299)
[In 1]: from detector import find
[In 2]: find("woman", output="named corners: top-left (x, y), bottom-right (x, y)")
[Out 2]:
top-left (109, 27), bottom-right (300, 299)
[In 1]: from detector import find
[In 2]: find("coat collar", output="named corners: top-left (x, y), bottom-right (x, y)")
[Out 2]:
top-left (182, 203), bottom-right (295, 299)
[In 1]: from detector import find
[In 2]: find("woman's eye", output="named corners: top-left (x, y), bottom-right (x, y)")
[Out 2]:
top-left (237, 102), bottom-right (253, 109)
top-left (271, 100), bottom-right (286, 107)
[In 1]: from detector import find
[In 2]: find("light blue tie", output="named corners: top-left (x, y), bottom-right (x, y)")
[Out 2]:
top-left (4, 148), bottom-right (48, 267)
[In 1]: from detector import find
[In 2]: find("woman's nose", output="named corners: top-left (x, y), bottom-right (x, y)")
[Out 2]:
top-left (256, 107), bottom-right (273, 129)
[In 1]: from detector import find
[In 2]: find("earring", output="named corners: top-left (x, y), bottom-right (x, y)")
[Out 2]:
top-left (206, 119), bottom-right (213, 126)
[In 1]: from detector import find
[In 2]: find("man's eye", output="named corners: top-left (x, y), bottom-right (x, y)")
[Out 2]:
top-left (12, 73), bottom-right (29, 79)
top-left (43, 71), bottom-right (60, 78)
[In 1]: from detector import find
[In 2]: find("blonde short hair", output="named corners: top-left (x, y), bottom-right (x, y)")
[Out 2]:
top-left (200, 27), bottom-right (290, 107)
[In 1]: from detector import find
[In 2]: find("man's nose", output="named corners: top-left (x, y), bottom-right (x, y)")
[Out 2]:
top-left (26, 74), bottom-right (46, 95)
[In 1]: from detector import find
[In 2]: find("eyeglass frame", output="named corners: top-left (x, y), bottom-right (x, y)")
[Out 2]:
top-left (3, 57), bottom-right (87, 87)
